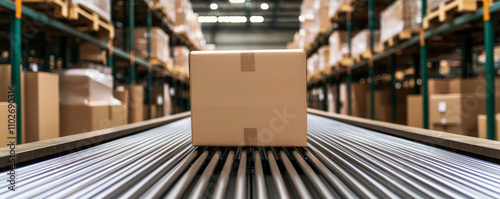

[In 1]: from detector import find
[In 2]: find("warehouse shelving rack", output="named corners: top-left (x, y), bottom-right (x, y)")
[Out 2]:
top-left (1, 0), bottom-right (194, 144)
top-left (306, 0), bottom-right (499, 140)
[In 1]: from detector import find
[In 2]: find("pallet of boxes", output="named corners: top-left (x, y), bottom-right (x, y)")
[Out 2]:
top-left (407, 77), bottom-right (500, 138)
top-left (58, 67), bottom-right (128, 136)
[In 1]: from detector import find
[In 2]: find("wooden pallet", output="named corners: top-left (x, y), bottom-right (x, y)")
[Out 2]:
top-left (382, 29), bottom-right (419, 50)
top-left (23, 0), bottom-right (114, 38)
top-left (331, 4), bottom-right (353, 21)
top-left (23, 0), bottom-right (69, 18)
top-left (68, 4), bottom-right (114, 38)
top-left (352, 51), bottom-right (373, 63)
top-left (339, 57), bottom-right (354, 67)
top-left (423, 0), bottom-right (480, 29)
top-left (153, 1), bottom-right (174, 25)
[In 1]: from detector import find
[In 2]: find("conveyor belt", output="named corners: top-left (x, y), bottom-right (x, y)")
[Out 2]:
top-left (2, 114), bottom-right (500, 198)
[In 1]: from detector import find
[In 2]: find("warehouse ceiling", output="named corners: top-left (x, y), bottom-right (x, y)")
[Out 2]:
top-left (191, 0), bottom-right (302, 30)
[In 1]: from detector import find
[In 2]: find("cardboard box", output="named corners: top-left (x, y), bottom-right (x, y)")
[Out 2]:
top-left (428, 78), bottom-right (449, 95)
top-left (25, 72), bottom-right (60, 142)
top-left (79, 42), bottom-right (106, 64)
top-left (113, 88), bottom-right (129, 125)
top-left (190, 50), bottom-right (307, 146)
top-left (351, 83), bottom-right (368, 118)
top-left (60, 104), bottom-right (125, 136)
top-left (0, 102), bottom-right (9, 147)
top-left (407, 95), bottom-right (423, 128)
top-left (134, 27), bottom-right (170, 64)
top-left (477, 114), bottom-right (500, 140)
top-left (129, 85), bottom-right (144, 123)
top-left (143, 104), bottom-right (159, 119)
top-left (110, 105), bottom-right (127, 127)
top-left (449, 78), bottom-right (481, 94)
top-left (430, 94), bottom-right (487, 136)
top-left (60, 104), bottom-right (110, 136)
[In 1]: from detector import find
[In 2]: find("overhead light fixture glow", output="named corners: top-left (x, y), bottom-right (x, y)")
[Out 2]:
top-left (210, 3), bottom-right (218, 10)
top-left (198, 16), bottom-right (218, 23)
top-left (217, 16), bottom-right (247, 23)
top-left (229, 0), bottom-right (245, 3)
top-left (250, 16), bottom-right (264, 23)
top-left (298, 15), bottom-right (305, 22)
top-left (261, 3), bottom-right (269, 10)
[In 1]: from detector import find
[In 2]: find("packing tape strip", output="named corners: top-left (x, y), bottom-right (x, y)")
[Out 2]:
top-left (241, 52), bottom-right (255, 72)
top-left (244, 128), bottom-right (257, 145)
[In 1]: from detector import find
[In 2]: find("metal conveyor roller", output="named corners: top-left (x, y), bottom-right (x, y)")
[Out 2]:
top-left (2, 114), bottom-right (500, 198)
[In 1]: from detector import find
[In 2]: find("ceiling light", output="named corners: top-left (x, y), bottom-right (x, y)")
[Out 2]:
top-left (298, 15), bottom-right (305, 22)
top-left (229, 0), bottom-right (245, 3)
top-left (198, 16), bottom-right (218, 23)
top-left (261, 3), bottom-right (269, 10)
top-left (217, 16), bottom-right (247, 23)
top-left (250, 16), bottom-right (264, 23)
top-left (210, 3), bottom-right (218, 10)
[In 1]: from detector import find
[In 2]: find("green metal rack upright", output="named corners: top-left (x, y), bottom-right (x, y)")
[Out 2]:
top-left (484, 0), bottom-right (496, 140)
top-left (368, 0), bottom-right (375, 120)
top-left (421, 0), bottom-right (429, 129)
top-left (10, 0), bottom-right (22, 144)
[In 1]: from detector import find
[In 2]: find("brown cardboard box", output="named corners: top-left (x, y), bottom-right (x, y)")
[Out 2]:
top-left (143, 104), bottom-right (159, 119)
top-left (428, 78), bottom-right (449, 95)
top-left (190, 50), bottom-right (307, 146)
top-left (110, 105), bottom-right (127, 127)
top-left (60, 104), bottom-right (111, 136)
top-left (129, 85), bottom-right (144, 123)
top-left (477, 114), bottom-right (500, 140)
top-left (134, 27), bottom-right (170, 64)
top-left (351, 83), bottom-right (368, 118)
top-left (407, 95), bottom-right (422, 128)
top-left (0, 64), bottom-right (26, 143)
top-left (25, 72), bottom-right (60, 142)
top-left (79, 42), bottom-right (106, 64)
top-left (113, 88), bottom-right (129, 125)
top-left (449, 78), bottom-right (481, 94)
top-left (366, 89), bottom-right (392, 122)
top-left (0, 102), bottom-right (8, 147)
top-left (430, 94), bottom-right (488, 136)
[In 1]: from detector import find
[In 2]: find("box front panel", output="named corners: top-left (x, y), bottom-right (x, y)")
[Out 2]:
top-left (191, 50), bottom-right (307, 146)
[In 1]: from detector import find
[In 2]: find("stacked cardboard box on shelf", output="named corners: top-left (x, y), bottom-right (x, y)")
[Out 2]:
top-left (307, 53), bottom-right (319, 78)
top-left (157, 0), bottom-right (176, 22)
top-left (59, 68), bottom-right (126, 136)
top-left (318, 46), bottom-right (330, 72)
top-left (380, 0), bottom-right (421, 44)
top-left (79, 42), bottom-right (107, 64)
top-left (174, 46), bottom-right (190, 75)
top-left (352, 30), bottom-right (381, 58)
top-left (477, 114), bottom-right (500, 140)
top-left (406, 78), bottom-right (449, 127)
top-left (25, 72), bottom-right (60, 142)
top-left (328, 31), bottom-right (348, 66)
top-left (134, 27), bottom-right (170, 64)
top-left (318, 0), bottom-right (332, 33)
top-left (71, 0), bottom-right (111, 22)
top-left (129, 85), bottom-right (144, 123)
